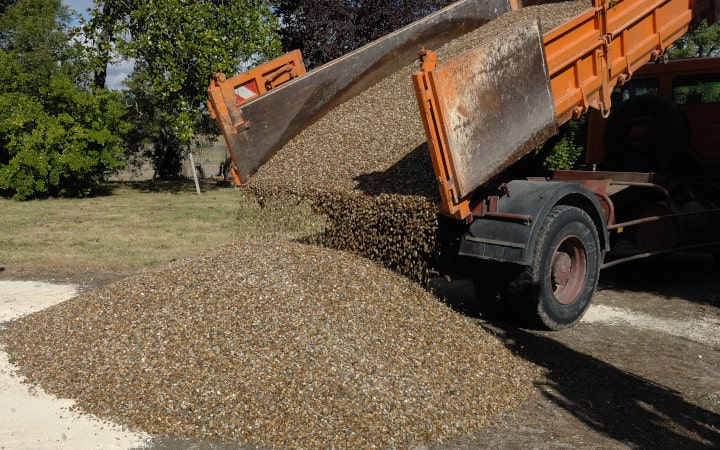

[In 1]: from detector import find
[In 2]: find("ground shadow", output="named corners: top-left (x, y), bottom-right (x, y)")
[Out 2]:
top-left (485, 322), bottom-right (720, 448)
top-left (599, 251), bottom-right (720, 308)
top-left (430, 267), bottom-right (720, 449)
top-left (106, 179), bottom-right (233, 195)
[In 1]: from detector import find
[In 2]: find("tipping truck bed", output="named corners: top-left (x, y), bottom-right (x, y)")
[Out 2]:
top-left (209, 0), bottom-right (716, 200)
top-left (413, 0), bottom-right (718, 220)
top-left (208, 0), bottom-right (516, 184)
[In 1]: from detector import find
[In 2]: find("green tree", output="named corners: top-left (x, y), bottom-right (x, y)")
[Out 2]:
top-left (668, 20), bottom-right (720, 58)
top-left (83, 0), bottom-right (282, 178)
top-left (275, 0), bottom-right (453, 68)
top-left (0, 0), bottom-right (17, 15)
top-left (76, 0), bottom-right (128, 89)
top-left (0, 0), bottom-right (131, 200)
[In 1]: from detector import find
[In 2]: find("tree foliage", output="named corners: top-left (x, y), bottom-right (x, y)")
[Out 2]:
top-left (668, 20), bottom-right (720, 58)
top-left (0, 0), bottom-right (130, 200)
top-left (83, 0), bottom-right (283, 178)
top-left (0, 0), bottom-right (17, 15)
top-left (275, 0), bottom-right (454, 68)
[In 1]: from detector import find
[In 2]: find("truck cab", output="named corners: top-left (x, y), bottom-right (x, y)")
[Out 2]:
top-left (588, 57), bottom-right (720, 169)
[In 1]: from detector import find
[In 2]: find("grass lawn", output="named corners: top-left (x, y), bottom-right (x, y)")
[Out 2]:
top-left (0, 180), bottom-right (325, 276)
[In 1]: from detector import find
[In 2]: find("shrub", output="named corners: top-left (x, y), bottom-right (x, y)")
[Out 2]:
top-left (539, 115), bottom-right (587, 171)
top-left (0, 72), bottom-right (131, 200)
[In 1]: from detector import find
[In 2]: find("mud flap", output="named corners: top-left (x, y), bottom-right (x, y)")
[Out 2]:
top-left (425, 18), bottom-right (557, 198)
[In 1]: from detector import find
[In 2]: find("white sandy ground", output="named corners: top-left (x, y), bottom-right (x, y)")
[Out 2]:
top-left (581, 304), bottom-right (720, 349)
top-left (0, 280), bottom-right (151, 449)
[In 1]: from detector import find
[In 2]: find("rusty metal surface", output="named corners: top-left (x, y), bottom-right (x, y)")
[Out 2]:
top-left (427, 18), bottom-right (557, 198)
top-left (552, 170), bottom-right (656, 184)
top-left (224, 0), bottom-right (514, 182)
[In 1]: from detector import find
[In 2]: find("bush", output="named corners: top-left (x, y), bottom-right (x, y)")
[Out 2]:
top-left (0, 72), bottom-right (131, 200)
top-left (539, 115), bottom-right (587, 171)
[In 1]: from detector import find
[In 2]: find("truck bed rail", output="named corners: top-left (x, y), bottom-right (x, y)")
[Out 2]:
top-left (413, 0), bottom-right (717, 220)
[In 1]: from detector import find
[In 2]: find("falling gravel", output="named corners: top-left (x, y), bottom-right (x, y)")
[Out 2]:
top-left (247, 1), bottom-right (593, 282)
top-left (2, 241), bottom-right (540, 448)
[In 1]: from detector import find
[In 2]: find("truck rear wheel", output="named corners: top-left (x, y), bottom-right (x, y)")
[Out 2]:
top-left (506, 205), bottom-right (601, 330)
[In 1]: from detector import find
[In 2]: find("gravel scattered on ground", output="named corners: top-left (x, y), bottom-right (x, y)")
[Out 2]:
top-left (247, 1), bottom-right (593, 282)
top-left (1, 241), bottom-right (540, 448)
top-left (0, 281), bottom-right (152, 449)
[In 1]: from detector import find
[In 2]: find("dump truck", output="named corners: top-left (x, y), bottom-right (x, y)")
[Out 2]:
top-left (208, 0), bottom-right (720, 330)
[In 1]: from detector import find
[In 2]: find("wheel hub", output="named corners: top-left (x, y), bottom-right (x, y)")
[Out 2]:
top-left (550, 236), bottom-right (587, 305)
top-left (552, 252), bottom-right (572, 285)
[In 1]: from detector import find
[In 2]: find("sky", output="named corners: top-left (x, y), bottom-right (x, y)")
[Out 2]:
top-left (63, 0), bottom-right (93, 14)
top-left (63, 0), bottom-right (133, 90)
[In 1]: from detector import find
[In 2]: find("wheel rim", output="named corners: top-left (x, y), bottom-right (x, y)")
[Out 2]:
top-left (550, 235), bottom-right (587, 305)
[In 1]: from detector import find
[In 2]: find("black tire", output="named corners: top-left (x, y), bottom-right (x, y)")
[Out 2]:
top-left (505, 205), bottom-right (601, 330)
top-left (603, 95), bottom-right (690, 173)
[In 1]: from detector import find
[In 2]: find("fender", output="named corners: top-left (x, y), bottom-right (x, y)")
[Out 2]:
top-left (459, 180), bottom-right (609, 265)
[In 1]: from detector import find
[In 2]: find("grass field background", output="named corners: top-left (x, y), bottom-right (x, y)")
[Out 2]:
top-left (1, 180), bottom-right (325, 276)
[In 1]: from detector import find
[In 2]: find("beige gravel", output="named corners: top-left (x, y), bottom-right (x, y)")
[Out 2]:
top-left (0, 2), bottom-right (597, 448)
top-left (2, 241), bottom-right (540, 448)
top-left (0, 281), bottom-right (151, 449)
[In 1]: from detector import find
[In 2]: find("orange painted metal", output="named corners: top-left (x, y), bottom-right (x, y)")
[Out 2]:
top-left (208, 50), bottom-right (305, 115)
top-left (546, 0), bottom-right (707, 124)
top-left (208, 49), bottom-right (305, 130)
top-left (207, 50), bottom-right (306, 183)
top-left (413, 19), bottom-right (556, 219)
top-left (413, 50), bottom-right (472, 220)
top-left (414, 0), bottom-right (716, 220)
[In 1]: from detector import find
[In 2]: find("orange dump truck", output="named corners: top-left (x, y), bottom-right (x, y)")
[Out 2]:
top-left (208, 0), bottom-right (719, 329)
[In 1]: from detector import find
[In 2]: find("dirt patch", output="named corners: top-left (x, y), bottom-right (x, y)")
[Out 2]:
top-left (0, 266), bottom-right (130, 292)
top-left (437, 253), bottom-right (720, 449)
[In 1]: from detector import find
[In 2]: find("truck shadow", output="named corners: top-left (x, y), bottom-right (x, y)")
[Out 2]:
top-left (430, 266), bottom-right (720, 448)
top-left (483, 322), bottom-right (720, 449)
top-left (598, 252), bottom-right (720, 308)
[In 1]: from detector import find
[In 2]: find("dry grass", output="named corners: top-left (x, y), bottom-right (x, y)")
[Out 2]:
top-left (0, 180), bottom-right (325, 274)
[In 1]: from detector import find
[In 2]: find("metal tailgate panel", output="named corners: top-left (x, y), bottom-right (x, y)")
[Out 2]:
top-left (428, 19), bottom-right (557, 198)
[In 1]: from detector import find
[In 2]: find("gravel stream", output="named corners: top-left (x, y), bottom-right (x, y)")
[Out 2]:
top-left (248, 0), bottom-right (593, 282)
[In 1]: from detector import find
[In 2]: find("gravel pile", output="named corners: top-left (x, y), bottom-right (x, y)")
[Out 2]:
top-left (247, 0), bottom-right (592, 282)
top-left (1, 241), bottom-right (540, 448)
